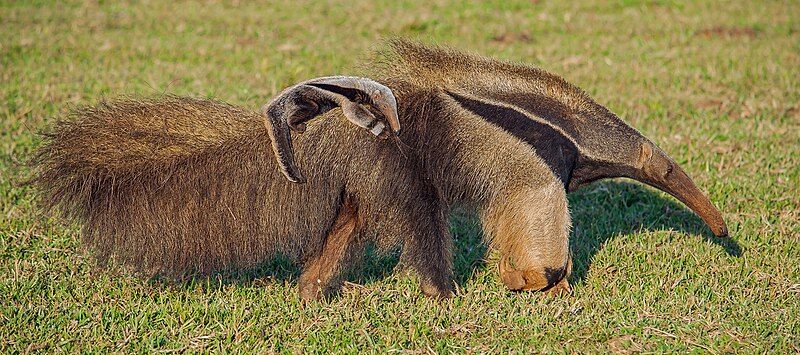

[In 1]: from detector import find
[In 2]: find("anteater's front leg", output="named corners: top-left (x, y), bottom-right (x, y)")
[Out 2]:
top-left (485, 180), bottom-right (573, 295)
top-left (298, 194), bottom-right (362, 300)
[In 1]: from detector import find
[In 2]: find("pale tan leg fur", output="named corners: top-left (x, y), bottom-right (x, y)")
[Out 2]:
top-left (484, 180), bottom-right (572, 294)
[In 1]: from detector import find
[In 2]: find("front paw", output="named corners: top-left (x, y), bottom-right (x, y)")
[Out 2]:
top-left (498, 256), bottom-right (569, 293)
top-left (543, 278), bottom-right (571, 296)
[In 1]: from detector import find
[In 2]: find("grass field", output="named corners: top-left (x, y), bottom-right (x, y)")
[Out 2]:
top-left (2, 0), bottom-right (799, 352)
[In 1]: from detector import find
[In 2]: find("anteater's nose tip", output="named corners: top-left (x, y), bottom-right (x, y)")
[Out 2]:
top-left (712, 222), bottom-right (729, 238)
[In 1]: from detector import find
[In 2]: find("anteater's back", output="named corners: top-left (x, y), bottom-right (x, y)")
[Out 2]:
top-left (32, 96), bottom-right (345, 276)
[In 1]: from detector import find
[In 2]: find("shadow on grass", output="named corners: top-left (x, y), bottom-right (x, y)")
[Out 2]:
top-left (160, 208), bottom-right (490, 294)
top-left (566, 180), bottom-right (740, 284)
top-left (162, 180), bottom-right (739, 294)
top-left (343, 207), bottom-right (490, 288)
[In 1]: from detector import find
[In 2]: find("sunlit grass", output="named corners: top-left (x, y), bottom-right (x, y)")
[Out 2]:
top-left (2, 0), bottom-right (798, 352)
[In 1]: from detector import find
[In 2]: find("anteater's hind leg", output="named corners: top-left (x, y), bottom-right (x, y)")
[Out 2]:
top-left (298, 194), bottom-right (362, 300)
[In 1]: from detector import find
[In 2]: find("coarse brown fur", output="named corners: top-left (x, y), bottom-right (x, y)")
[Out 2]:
top-left (379, 40), bottom-right (727, 238)
top-left (32, 81), bottom-right (570, 298)
top-left (32, 40), bottom-right (725, 299)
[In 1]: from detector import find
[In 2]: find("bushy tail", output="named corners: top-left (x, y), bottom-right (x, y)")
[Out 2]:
top-left (32, 96), bottom-right (256, 218)
top-left (30, 95), bottom-right (267, 275)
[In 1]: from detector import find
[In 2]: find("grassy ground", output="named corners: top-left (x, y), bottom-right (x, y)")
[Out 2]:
top-left (2, 0), bottom-right (799, 352)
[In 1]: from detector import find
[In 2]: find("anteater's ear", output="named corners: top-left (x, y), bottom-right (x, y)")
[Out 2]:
top-left (262, 76), bottom-right (400, 183)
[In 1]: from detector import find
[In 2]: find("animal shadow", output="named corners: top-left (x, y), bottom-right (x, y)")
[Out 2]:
top-left (566, 180), bottom-right (740, 283)
top-left (165, 208), bottom-right (488, 294)
top-left (348, 180), bottom-right (741, 290)
top-left (346, 206), bottom-right (489, 288)
top-left (172, 180), bottom-right (738, 294)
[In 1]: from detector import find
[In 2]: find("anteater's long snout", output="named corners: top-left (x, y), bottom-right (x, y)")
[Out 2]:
top-left (635, 143), bottom-right (729, 237)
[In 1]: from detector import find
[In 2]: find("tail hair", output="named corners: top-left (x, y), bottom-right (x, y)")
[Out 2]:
top-left (29, 95), bottom-right (267, 275)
